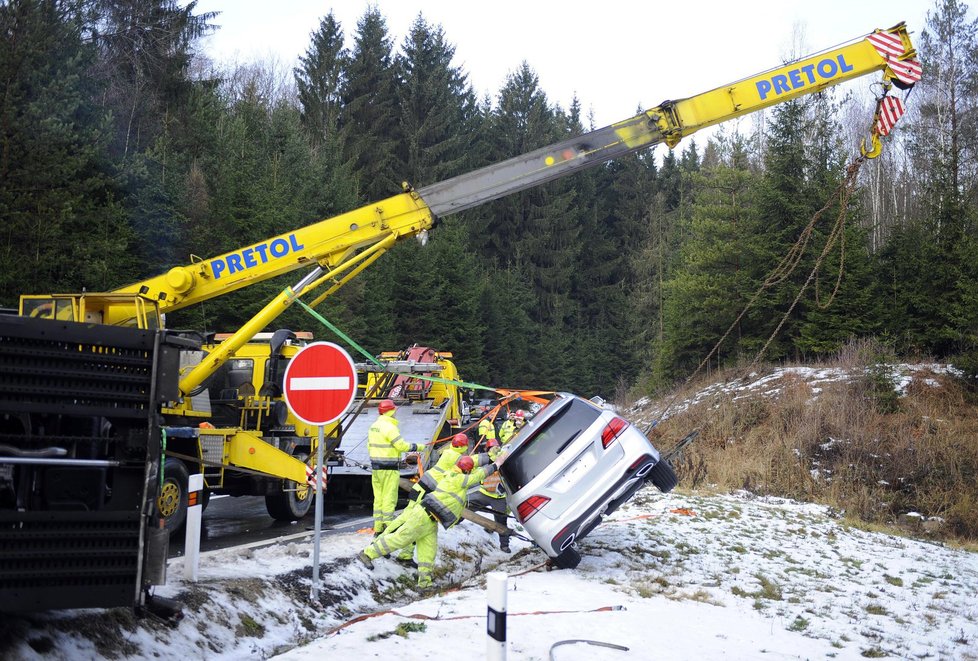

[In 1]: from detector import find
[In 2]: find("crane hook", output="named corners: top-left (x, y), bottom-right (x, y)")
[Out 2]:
top-left (860, 132), bottom-right (883, 159)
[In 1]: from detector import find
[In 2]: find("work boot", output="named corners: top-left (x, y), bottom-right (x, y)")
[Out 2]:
top-left (499, 538), bottom-right (511, 553)
top-left (356, 552), bottom-right (374, 570)
top-left (396, 557), bottom-right (418, 569)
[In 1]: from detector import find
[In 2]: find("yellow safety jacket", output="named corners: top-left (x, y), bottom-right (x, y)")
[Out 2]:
top-left (478, 443), bottom-right (506, 498)
top-left (499, 420), bottom-right (515, 444)
top-left (416, 445), bottom-right (464, 493)
top-left (478, 417), bottom-right (496, 442)
top-left (422, 454), bottom-right (495, 529)
top-left (368, 412), bottom-right (416, 470)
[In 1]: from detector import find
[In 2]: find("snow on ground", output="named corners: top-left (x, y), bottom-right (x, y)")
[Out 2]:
top-left (4, 489), bottom-right (977, 660)
top-left (627, 363), bottom-right (961, 427)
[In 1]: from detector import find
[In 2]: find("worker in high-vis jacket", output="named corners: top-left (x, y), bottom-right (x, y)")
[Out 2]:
top-left (415, 433), bottom-right (469, 494)
top-left (512, 409), bottom-right (526, 428)
top-left (357, 453), bottom-right (500, 589)
top-left (498, 415), bottom-right (516, 445)
top-left (477, 415), bottom-right (496, 448)
top-left (369, 399), bottom-right (419, 535)
top-left (391, 432), bottom-right (471, 567)
top-left (466, 437), bottom-right (512, 551)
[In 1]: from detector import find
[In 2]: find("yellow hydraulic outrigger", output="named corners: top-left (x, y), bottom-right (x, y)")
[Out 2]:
top-left (18, 23), bottom-right (921, 500)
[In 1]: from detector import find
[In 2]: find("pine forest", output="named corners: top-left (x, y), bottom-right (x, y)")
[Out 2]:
top-left (2, 0), bottom-right (977, 400)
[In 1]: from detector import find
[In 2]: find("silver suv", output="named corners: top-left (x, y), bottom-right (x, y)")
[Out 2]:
top-left (498, 393), bottom-right (677, 568)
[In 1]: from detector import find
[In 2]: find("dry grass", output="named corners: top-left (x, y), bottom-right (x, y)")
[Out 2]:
top-left (644, 341), bottom-right (978, 543)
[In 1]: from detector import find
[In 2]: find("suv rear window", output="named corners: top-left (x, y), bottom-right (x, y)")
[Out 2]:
top-left (499, 398), bottom-right (601, 491)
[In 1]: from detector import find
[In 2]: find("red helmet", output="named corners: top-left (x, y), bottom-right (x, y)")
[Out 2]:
top-left (514, 410), bottom-right (525, 419)
top-left (378, 399), bottom-right (396, 414)
top-left (456, 455), bottom-right (475, 472)
top-left (487, 438), bottom-right (499, 449)
top-left (452, 433), bottom-right (469, 448)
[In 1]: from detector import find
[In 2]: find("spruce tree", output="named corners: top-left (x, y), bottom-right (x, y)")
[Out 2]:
top-left (380, 13), bottom-right (482, 351)
top-left (751, 100), bottom-right (818, 361)
top-left (340, 7), bottom-right (401, 203)
top-left (295, 12), bottom-right (346, 149)
top-left (89, 0), bottom-right (215, 159)
top-left (0, 0), bottom-right (136, 304)
top-left (881, 0), bottom-right (978, 356)
top-left (394, 14), bottom-right (479, 186)
top-left (793, 92), bottom-right (881, 356)
top-left (659, 136), bottom-right (762, 378)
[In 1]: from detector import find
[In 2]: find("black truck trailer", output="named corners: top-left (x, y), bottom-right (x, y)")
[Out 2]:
top-left (0, 316), bottom-right (193, 612)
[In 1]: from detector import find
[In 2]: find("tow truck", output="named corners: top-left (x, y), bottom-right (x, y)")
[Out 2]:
top-left (0, 24), bottom-right (920, 612)
top-left (325, 346), bottom-right (468, 506)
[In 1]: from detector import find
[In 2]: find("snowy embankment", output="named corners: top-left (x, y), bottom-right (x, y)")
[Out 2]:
top-left (4, 489), bottom-right (977, 660)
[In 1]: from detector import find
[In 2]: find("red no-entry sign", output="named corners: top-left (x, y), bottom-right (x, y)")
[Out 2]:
top-left (283, 342), bottom-right (358, 425)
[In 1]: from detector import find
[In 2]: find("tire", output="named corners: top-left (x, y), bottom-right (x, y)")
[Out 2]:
top-left (157, 458), bottom-right (189, 533)
top-left (647, 459), bottom-right (678, 493)
top-left (265, 454), bottom-right (314, 521)
top-left (552, 546), bottom-right (581, 570)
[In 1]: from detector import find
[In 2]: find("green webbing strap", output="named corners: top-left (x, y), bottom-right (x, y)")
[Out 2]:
top-left (296, 300), bottom-right (382, 366)
top-left (296, 299), bottom-right (495, 393)
top-left (387, 370), bottom-right (492, 392)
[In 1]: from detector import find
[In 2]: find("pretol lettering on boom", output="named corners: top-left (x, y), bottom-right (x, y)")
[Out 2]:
top-left (755, 54), bottom-right (854, 101)
top-left (210, 234), bottom-right (305, 279)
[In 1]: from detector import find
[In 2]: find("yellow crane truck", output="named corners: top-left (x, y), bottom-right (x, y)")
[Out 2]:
top-left (0, 24), bottom-right (920, 612)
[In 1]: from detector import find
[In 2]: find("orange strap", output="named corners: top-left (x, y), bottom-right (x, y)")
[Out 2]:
top-left (324, 600), bottom-right (622, 637)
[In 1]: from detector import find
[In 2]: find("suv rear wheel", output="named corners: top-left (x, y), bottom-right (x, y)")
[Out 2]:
top-left (647, 460), bottom-right (678, 493)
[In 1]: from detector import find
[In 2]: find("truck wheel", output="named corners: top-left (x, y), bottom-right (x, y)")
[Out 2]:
top-left (157, 458), bottom-right (189, 532)
top-left (552, 546), bottom-right (581, 569)
top-left (647, 460), bottom-right (678, 493)
top-left (266, 457), bottom-right (314, 521)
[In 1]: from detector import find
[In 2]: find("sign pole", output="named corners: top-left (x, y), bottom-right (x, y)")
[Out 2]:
top-left (282, 342), bottom-right (358, 602)
top-left (311, 424), bottom-right (325, 600)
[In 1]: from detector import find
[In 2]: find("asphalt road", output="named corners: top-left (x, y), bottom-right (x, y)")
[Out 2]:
top-left (167, 495), bottom-right (373, 558)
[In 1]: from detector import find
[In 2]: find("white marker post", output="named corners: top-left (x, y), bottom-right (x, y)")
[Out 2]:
top-left (281, 342), bottom-right (358, 601)
top-left (487, 571), bottom-right (508, 660)
top-left (183, 473), bottom-right (204, 581)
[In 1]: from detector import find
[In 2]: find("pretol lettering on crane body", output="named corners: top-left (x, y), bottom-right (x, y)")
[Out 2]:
top-left (755, 54), bottom-right (854, 101)
top-left (210, 233), bottom-right (305, 279)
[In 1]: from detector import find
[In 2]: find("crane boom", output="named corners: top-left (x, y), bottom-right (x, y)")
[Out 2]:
top-left (420, 23), bottom-right (919, 216)
top-left (19, 23), bottom-right (920, 332)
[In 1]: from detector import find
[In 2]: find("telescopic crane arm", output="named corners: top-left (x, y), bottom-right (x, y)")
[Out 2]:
top-left (21, 23), bottom-right (920, 354)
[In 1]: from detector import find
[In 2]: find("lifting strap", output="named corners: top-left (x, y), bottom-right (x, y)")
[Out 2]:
top-left (643, 155), bottom-right (866, 437)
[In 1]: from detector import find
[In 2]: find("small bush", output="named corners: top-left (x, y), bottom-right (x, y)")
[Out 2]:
top-left (788, 616), bottom-right (809, 631)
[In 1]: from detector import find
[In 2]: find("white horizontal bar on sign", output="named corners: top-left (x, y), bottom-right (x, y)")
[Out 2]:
top-left (290, 377), bottom-right (350, 390)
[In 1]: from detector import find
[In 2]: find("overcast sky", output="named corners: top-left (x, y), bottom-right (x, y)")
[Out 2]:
top-left (192, 0), bottom-right (933, 128)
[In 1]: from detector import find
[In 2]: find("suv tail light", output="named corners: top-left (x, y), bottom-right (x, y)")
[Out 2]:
top-left (516, 495), bottom-right (551, 522)
top-left (601, 417), bottom-right (628, 448)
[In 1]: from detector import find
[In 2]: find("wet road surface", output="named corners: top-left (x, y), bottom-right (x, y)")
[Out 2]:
top-left (168, 495), bottom-right (372, 558)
